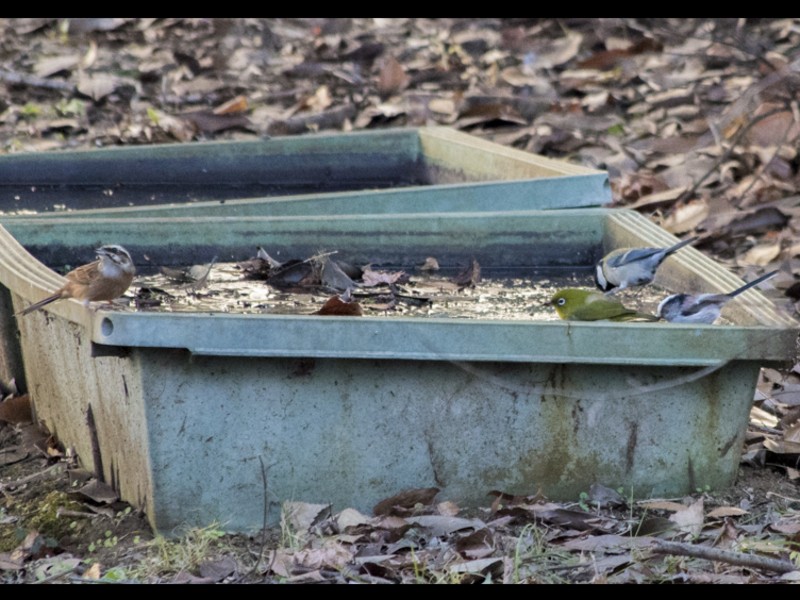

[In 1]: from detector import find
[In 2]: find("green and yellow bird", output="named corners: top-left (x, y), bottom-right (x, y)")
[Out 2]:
top-left (548, 288), bottom-right (659, 322)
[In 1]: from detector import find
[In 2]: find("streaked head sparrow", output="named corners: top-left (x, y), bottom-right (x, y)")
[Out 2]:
top-left (16, 244), bottom-right (135, 316)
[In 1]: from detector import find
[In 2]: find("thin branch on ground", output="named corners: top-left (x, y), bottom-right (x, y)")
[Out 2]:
top-left (0, 69), bottom-right (75, 92)
top-left (652, 540), bottom-right (798, 575)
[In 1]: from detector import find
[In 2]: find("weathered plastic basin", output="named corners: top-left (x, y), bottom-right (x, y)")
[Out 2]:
top-left (0, 127), bottom-right (609, 216)
top-left (0, 209), bottom-right (795, 533)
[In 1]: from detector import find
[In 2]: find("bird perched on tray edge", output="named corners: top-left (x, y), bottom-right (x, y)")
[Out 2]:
top-left (16, 244), bottom-right (135, 316)
top-left (595, 236), bottom-right (697, 293)
top-left (549, 288), bottom-right (659, 322)
top-left (656, 269), bottom-right (778, 324)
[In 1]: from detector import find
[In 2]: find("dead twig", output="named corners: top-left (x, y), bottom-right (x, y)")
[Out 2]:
top-left (677, 106), bottom-right (787, 205)
top-left (56, 508), bottom-right (101, 519)
top-left (0, 69), bottom-right (75, 92)
top-left (238, 455), bottom-right (275, 583)
top-left (766, 491), bottom-right (800, 504)
top-left (0, 463), bottom-right (64, 492)
top-left (31, 563), bottom-right (79, 584)
top-left (737, 111), bottom-right (797, 206)
top-left (652, 540), bottom-right (798, 575)
top-left (267, 104), bottom-right (357, 136)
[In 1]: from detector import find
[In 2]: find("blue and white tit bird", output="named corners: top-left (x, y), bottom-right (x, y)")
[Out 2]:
top-left (595, 236), bottom-right (697, 293)
top-left (656, 270), bottom-right (778, 324)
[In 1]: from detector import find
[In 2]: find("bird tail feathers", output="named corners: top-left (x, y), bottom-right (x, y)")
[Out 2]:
top-left (15, 293), bottom-right (62, 317)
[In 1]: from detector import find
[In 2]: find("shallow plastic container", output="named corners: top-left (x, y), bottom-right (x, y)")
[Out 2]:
top-left (0, 127), bottom-right (610, 216)
top-left (0, 209), bottom-right (795, 533)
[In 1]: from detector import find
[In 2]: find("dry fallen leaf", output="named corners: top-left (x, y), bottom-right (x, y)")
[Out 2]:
top-left (661, 199), bottom-right (709, 234)
top-left (34, 54), bottom-right (80, 77)
top-left (198, 556), bottom-right (237, 581)
top-left (706, 506), bottom-right (748, 519)
top-left (74, 480), bottom-right (119, 504)
top-left (453, 528), bottom-right (495, 559)
top-left (84, 562), bottom-right (103, 580)
top-left (669, 498), bottom-right (704, 536)
top-left (437, 500), bottom-right (460, 516)
top-left (282, 501), bottom-right (331, 537)
top-left (314, 294), bottom-right (363, 316)
top-left (213, 95), bottom-right (248, 115)
top-left (361, 267), bottom-right (405, 287)
top-left (737, 241), bottom-right (782, 266)
top-left (764, 438), bottom-right (800, 454)
top-left (0, 394), bottom-right (32, 424)
top-left (746, 106), bottom-right (800, 147)
top-left (405, 515), bottom-right (486, 536)
top-left (373, 487), bottom-right (439, 516)
top-left (377, 56), bottom-right (409, 97)
top-left (77, 73), bottom-right (123, 101)
top-left (535, 32), bottom-right (583, 69)
top-left (293, 539), bottom-right (353, 570)
top-left (335, 507), bottom-right (372, 531)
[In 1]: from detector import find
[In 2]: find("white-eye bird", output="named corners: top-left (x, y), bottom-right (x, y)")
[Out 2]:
top-left (549, 288), bottom-right (659, 322)
top-left (595, 236), bottom-right (697, 293)
top-left (656, 269), bottom-right (778, 324)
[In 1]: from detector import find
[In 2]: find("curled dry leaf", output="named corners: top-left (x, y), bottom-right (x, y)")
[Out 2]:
top-left (198, 556), bottom-right (237, 581)
top-left (282, 501), bottom-right (332, 536)
top-left (706, 506), bottom-right (748, 519)
top-left (314, 294), bottom-right (363, 316)
top-left (319, 257), bottom-right (357, 291)
top-left (34, 54), bottom-right (80, 77)
top-left (405, 515), bottom-right (486, 537)
top-left (453, 259), bottom-right (481, 289)
top-left (361, 267), bottom-right (405, 287)
top-left (84, 562), bottom-right (103, 580)
top-left (213, 95), bottom-right (248, 115)
top-left (764, 438), bottom-right (800, 454)
top-left (293, 539), bottom-right (353, 570)
top-left (377, 55), bottom-right (409, 98)
top-left (428, 98), bottom-right (456, 116)
top-left (661, 199), bottom-right (709, 234)
top-left (535, 32), bottom-right (583, 69)
top-left (448, 557), bottom-right (503, 578)
top-left (453, 528), bottom-right (495, 559)
top-left (335, 507), bottom-right (372, 531)
top-left (0, 394), bottom-right (32, 424)
top-left (75, 479), bottom-right (119, 504)
top-left (77, 73), bottom-right (123, 101)
top-left (373, 486), bottom-right (439, 516)
top-left (668, 498), bottom-right (704, 536)
top-left (725, 207), bottom-right (790, 237)
top-left (437, 500), bottom-right (460, 516)
top-left (626, 186), bottom-right (686, 211)
top-left (745, 107), bottom-right (800, 147)
top-left (737, 241), bottom-right (781, 267)
top-left (419, 257), bottom-right (440, 271)
top-left (148, 107), bottom-right (195, 142)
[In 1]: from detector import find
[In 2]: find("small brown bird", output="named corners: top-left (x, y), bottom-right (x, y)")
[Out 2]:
top-left (17, 245), bottom-right (135, 316)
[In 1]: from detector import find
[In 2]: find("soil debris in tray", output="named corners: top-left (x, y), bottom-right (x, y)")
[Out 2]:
top-left (130, 261), bottom-right (669, 320)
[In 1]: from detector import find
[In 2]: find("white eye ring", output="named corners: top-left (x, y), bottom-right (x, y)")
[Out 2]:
top-left (557, 298), bottom-right (566, 306)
